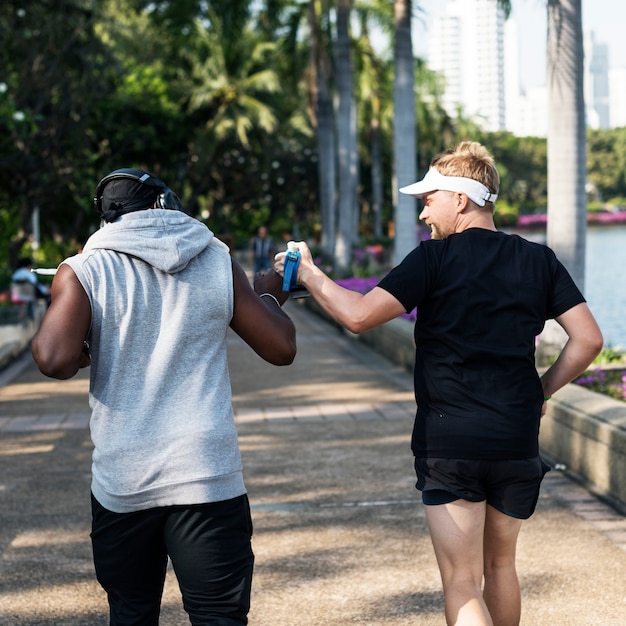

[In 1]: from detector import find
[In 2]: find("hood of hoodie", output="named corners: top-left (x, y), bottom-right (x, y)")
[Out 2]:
top-left (82, 209), bottom-right (228, 273)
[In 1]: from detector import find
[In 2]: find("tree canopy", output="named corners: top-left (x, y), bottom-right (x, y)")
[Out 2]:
top-left (0, 0), bottom-right (624, 283)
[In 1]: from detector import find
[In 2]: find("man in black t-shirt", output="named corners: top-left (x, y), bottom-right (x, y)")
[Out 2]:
top-left (275, 142), bottom-right (603, 626)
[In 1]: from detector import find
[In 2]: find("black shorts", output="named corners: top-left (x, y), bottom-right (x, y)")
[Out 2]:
top-left (414, 456), bottom-right (551, 519)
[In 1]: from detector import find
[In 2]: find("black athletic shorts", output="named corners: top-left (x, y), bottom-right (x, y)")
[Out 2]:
top-left (414, 456), bottom-right (551, 519)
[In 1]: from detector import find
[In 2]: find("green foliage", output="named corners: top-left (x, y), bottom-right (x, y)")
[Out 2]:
top-left (0, 206), bottom-right (21, 267)
top-left (415, 59), bottom-right (457, 172)
top-left (573, 349), bottom-right (626, 402)
top-left (0, 264), bottom-right (11, 292)
top-left (587, 127), bottom-right (626, 201)
top-left (575, 367), bottom-right (626, 402)
top-left (488, 132), bottom-right (548, 213)
top-left (493, 201), bottom-right (519, 227)
top-left (0, 0), bottom-right (114, 266)
top-left (587, 201), bottom-right (605, 213)
top-left (1, 0), bottom-right (626, 272)
top-left (593, 346), bottom-right (626, 365)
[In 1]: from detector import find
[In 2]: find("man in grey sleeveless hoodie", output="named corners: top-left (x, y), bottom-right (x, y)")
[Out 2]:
top-left (32, 168), bottom-right (296, 625)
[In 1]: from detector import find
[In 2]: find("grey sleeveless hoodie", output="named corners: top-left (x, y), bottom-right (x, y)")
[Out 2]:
top-left (63, 209), bottom-right (245, 513)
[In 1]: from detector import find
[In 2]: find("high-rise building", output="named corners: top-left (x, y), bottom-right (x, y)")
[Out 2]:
top-left (425, 1), bottom-right (618, 137)
top-left (514, 85), bottom-right (548, 138)
top-left (585, 32), bottom-right (610, 129)
top-left (429, 0), bottom-right (506, 132)
top-left (503, 18), bottom-right (521, 133)
top-left (429, 9), bottom-right (462, 120)
top-left (609, 67), bottom-right (626, 128)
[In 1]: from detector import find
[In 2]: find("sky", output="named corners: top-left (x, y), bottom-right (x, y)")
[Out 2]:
top-left (412, 0), bottom-right (626, 91)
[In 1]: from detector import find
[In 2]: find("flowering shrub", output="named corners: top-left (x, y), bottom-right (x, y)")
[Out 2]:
top-left (574, 367), bottom-right (626, 402)
top-left (350, 244), bottom-right (388, 278)
top-left (335, 275), bottom-right (417, 322)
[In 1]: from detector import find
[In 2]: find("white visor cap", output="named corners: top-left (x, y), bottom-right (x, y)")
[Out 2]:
top-left (399, 168), bottom-right (498, 207)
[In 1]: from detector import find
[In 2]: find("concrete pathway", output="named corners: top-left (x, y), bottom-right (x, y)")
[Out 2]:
top-left (1, 301), bottom-right (626, 625)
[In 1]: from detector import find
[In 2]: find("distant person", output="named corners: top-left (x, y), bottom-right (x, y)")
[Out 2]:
top-left (11, 257), bottom-right (51, 307)
top-left (275, 142), bottom-right (603, 626)
top-left (249, 225), bottom-right (275, 273)
top-left (32, 167), bottom-right (296, 625)
top-left (281, 231), bottom-right (293, 250)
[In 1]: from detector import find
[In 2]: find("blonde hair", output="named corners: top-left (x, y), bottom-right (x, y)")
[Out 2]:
top-left (431, 142), bottom-right (499, 206)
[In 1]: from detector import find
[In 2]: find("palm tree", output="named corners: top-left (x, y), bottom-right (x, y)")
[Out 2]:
top-left (253, 0), bottom-right (337, 254)
top-left (487, 0), bottom-right (590, 270)
top-left (187, 12), bottom-right (280, 151)
top-left (183, 8), bottom-right (282, 213)
top-left (307, 0), bottom-right (337, 259)
top-left (354, 12), bottom-right (392, 240)
top-left (546, 0), bottom-right (586, 292)
top-left (335, 0), bottom-right (359, 272)
top-left (491, 0), bottom-right (584, 292)
top-left (392, 0), bottom-right (417, 265)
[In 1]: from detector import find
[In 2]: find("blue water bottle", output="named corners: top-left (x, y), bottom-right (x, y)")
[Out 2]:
top-left (282, 242), bottom-right (309, 298)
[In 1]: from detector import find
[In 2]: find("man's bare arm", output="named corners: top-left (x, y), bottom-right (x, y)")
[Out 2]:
top-left (540, 302), bottom-right (604, 400)
top-left (229, 260), bottom-right (296, 366)
top-left (275, 242), bottom-right (407, 333)
top-left (31, 264), bottom-right (92, 379)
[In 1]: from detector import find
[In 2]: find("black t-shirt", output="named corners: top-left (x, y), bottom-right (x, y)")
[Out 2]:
top-left (378, 228), bottom-right (585, 460)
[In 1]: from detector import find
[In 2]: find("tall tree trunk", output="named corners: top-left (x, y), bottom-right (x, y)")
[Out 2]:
top-left (335, 0), bottom-right (357, 272)
top-left (546, 0), bottom-right (586, 292)
top-left (371, 99), bottom-right (383, 239)
top-left (392, 0), bottom-right (418, 266)
top-left (308, 0), bottom-right (336, 259)
top-left (349, 76), bottom-right (359, 254)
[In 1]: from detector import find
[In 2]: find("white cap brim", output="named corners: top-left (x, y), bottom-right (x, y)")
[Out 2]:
top-left (399, 168), bottom-right (497, 207)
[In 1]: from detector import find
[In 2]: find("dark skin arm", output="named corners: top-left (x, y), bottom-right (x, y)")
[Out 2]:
top-left (230, 259), bottom-right (296, 365)
top-left (32, 259), bottom-right (296, 379)
top-left (31, 264), bottom-right (92, 380)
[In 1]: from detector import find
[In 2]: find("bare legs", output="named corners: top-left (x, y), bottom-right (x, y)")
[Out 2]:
top-left (483, 506), bottom-right (523, 625)
top-left (425, 501), bottom-right (523, 626)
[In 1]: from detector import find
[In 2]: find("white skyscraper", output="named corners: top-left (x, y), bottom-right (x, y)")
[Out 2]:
top-left (429, 10), bottom-right (463, 120)
top-left (585, 32), bottom-right (610, 129)
top-left (429, 0), bottom-right (506, 131)
top-left (424, 1), bottom-right (619, 137)
top-left (504, 17), bottom-right (521, 133)
top-left (506, 29), bottom-right (610, 137)
top-left (514, 85), bottom-right (548, 138)
top-left (609, 67), bottom-right (626, 128)
top-left (504, 15), bottom-right (548, 138)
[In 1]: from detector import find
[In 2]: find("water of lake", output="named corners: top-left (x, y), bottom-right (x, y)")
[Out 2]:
top-left (585, 226), bottom-right (626, 348)
top-left (513, 225), bottom-right (626, 348)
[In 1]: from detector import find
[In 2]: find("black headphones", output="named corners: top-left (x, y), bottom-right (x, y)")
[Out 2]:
top-left (93, 167), bottom-right (183, 217)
